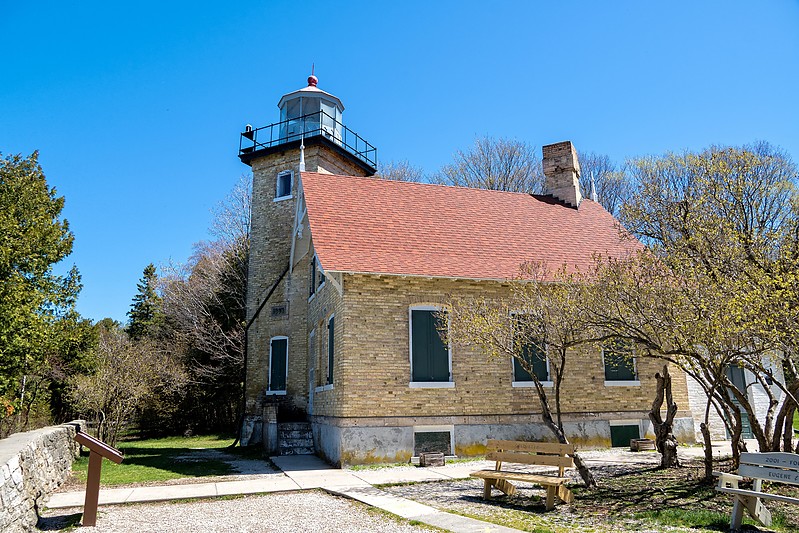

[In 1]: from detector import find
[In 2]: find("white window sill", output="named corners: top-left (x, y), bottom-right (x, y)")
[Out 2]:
top-left (604, 380), bottom-right (641, 387)
top-left (273, 195), bottom-right (293, 203)
top-left (512, 381), bottom-right (553, 388)
top-left (315, 384), bottom-right (334, 392)
top-left (265, 390), bottom-right (287, 395)
top-left (409, 382), bottom-right (455, 389)
top-left (308, 292), bottom-right (316, 303)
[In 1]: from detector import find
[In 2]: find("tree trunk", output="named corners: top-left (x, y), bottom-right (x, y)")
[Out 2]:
top-left (773, 381), bottom-right (799, 451)
top-left (534, 385), bottom-right (596, 487)
top-left (729, 408), bottom-right (744, 468)
top-left (782, 403), bottom-right (796, 452)
top-left (649, 364), bottom-right (681, 468)
top-left (700, 422), bottom-right (714, 480)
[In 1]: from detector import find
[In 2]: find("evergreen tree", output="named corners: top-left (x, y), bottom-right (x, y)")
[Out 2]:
top-left (0, 151), bottom-right (81, 434)
top-left (127, 263), bottom-right (163, 340)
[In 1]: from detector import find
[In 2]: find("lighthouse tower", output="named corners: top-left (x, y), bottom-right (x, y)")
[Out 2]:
top-left (238, 74), bottom-right (377, 433)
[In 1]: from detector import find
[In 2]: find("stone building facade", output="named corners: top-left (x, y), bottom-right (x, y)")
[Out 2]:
top-left (238, 77), bottom-right (697, 465)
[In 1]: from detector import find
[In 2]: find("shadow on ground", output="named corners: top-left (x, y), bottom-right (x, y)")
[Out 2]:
top-left (37, 512), bottom-right (82, 531)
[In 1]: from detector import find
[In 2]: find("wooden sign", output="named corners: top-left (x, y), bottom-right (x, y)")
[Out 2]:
top-left (741, 452), bottom-right (799, 470)
top-left (737, 464), bottom-right (799, 486)
top-left (74, 431), bottom-right (124, 527)
top-left (75, 432), bottom-right (123, 463)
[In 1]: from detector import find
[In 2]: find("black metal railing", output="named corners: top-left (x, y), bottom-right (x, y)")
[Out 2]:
top-left (239, 111), bottom-right (377, 169)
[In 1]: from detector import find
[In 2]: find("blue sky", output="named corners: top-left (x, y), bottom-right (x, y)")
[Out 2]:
top-left (2, 1), bottom-right (798, 323)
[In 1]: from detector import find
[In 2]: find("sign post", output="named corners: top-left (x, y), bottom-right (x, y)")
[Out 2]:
top-left (74, 431), bottom-right (124, 527)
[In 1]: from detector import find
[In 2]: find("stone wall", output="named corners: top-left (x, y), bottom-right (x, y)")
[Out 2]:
top-left (0, 421), bottom-right (84, 532)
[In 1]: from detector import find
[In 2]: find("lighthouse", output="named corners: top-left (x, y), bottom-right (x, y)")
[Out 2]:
top-left (238, 73), bottom-right (377, 430)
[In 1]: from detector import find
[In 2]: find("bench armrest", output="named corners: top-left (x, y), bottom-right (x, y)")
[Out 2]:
top-left (713, 471), bottom-right (744, 490)
top-left (713, 471), bottom-right (743, 481)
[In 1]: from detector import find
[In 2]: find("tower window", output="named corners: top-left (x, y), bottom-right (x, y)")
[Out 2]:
top-left (276, 170), bottom-right (293, 200)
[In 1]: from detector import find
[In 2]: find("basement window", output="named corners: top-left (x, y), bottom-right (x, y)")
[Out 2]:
top-left (413, 426), bottom-right (454, 456)
top-left (610, 421), bottom-right (641, 447)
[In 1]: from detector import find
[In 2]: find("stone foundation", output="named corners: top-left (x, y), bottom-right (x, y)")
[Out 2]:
top-left (310, 414), bottom-right (696, 466)
top-left (0, 421), bottom-right (85, 532)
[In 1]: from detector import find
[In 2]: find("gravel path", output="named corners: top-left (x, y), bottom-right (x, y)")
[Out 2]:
top-left (38, 491), bottom-right (428, 533)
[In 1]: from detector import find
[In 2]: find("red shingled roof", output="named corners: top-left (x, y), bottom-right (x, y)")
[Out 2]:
top-left (301, 172), bottom-right (641, 280)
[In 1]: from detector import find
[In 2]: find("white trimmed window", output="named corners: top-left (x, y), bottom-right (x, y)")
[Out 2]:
top-left (275, 170), bottom-right (293, 200)
top-left (603, 339), bottom-right (639, 385)
top-left (510, 313), bottom-right (551, 387)
top-left (268, 336), bottom-right (288, 394)
top-left (409, 306), bottom-right (452, 387)
top-left (512, 341), bottom-right (551, 386)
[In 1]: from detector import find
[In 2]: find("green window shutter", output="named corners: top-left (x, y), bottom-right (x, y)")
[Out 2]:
top-left (411, 310), bottom-right (449, 382)
top-left (270, 338), bottom-right (288, 391)
top-left (327, 316), bottom-right (335, 384)
top-left (603, 341), bottom-right (636, 381)
top-left (514, 340), bottom-right (548, 381)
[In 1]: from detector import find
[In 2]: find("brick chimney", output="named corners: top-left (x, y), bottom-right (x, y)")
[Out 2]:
top-left (542, 141), bottom-right (582, 208)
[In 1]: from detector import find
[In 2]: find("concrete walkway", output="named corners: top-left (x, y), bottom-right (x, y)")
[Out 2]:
top-left (45, 444), bottom-right (741, 532)
top-left (46, 454), bottom-right (524, 533)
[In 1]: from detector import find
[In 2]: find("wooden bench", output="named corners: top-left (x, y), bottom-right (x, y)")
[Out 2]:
top-left (470, 439), bottom-right (575, 510)
top-left (714, 451), bottom-right (799, 530)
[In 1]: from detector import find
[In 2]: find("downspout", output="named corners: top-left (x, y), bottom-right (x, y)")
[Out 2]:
top-left (232, 264), bottom-right (290, 447)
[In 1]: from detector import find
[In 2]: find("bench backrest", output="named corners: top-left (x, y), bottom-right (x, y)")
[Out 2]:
top-left (738, 452), bottom-right (799, 486)
top-left (486, 439), bottom-right (575, 476)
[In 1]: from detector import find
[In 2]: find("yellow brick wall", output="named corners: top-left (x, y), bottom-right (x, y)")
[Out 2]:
top-left (245, 141), bottom-right (371, 413)
top-left (305, 256), bottom-right (345, 417)
top-left (322, 274), bottom-right (691, 419)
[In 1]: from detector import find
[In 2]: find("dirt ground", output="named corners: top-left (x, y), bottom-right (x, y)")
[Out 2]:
top-left (381, 457), bottom-right (799, 532)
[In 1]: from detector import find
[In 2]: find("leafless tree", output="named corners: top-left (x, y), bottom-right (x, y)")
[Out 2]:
top-left (434, 137), bottom-right (545, 193)
top-left (578, 152), bottom-right (632, 216)
top-left (157, 176), bottom-right (251, 432)
top-left (447, 263), bottom-right (597, 487)
top-left (69, 325), bottom-right (185, 445)
top-left (375, 160), bottom-right (426, 182)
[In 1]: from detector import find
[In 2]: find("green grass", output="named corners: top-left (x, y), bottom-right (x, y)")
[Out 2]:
top-left (72, 434), bottom-right (239, 486)
top-left (348, 461), bottom-right (411, 471)
top-left (634, 508), bottom-right (731, 529)
top-left (794, 410), bottom-right (798, 431)
top-left (636, 507), bottom-right (791, 531)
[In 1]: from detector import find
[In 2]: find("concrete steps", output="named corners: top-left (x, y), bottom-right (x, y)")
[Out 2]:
top-left (278, 422), bottom-right (314, 455)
